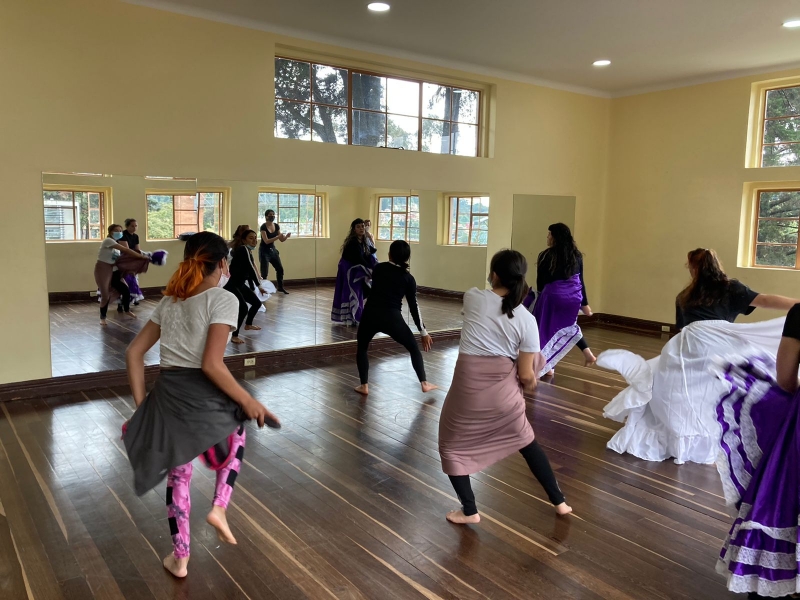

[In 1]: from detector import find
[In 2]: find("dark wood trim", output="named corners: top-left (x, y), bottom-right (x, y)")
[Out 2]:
top-left (416, 286), bottom-right (465, 300)
top-left (581, 313), bottom-right (676, 337)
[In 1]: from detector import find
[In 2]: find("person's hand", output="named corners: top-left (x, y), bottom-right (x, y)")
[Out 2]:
top-left (522, 378), bottom-right (538, 394)
top-left (243, 399), bottom-right (280, 428)
top-left (285, 232), bottom-right (292, 239)
top-left (581, 305), bottom-right (593, 317)
top-left (259, 287), bottom-right (267, 295)
top-left (421, 334), bottom-right (433, 352)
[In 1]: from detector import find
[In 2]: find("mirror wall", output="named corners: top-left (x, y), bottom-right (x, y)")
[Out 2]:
top-left (44, 173), bottom-right (487, 377)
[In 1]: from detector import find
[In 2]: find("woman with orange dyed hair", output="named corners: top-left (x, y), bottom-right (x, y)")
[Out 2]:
top-left (123, 232), bottom-right (280, 579)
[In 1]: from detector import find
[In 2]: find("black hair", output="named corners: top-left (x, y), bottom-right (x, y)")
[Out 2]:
top-left (489, 249), bottom-right (528, 318)
top-left (541, 223), bottom-right (582, 277)
top-left (264, 209), bottom-right (275, 218)
top-left (341, 218), bottom-right (365, 254)
top-left (231, 229), bottom-right (257, 249)
top-left (389, 240), bottom-right (411, 271)
top-left (124, 218), bottom-right (137, 228)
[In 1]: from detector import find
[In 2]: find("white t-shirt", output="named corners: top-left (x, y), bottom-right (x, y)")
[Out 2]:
top-left (150, 287), bottom-right (239, 368)
top-left (97, 237), bottom-right (119, 264)
top-left (459, 288), bottom-right (541, 358)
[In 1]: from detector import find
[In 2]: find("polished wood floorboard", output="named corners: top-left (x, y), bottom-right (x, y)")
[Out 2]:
top-left (3, 327), bottom-right (737, 599)
top-left (49, 284), bottom-right (464, 376)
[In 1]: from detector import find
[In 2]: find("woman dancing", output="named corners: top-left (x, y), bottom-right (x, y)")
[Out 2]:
top-left (331, 218), bottom-right (378, 326)
top-left (354, 240), bottom-right (437, 395)
top-left (228, 224), bottom-right (251, 250)
top-left (226, 230), bottom-right (270, 344)
top-left (598, 248), bottom-right (798, 465)
top-left (439, 249), bottom-right (571, 524)
top-left (118, 218), bottom-right (145, 309)
top-left (259, 209), bottom-right (291, 294)
top-left (123, 231), bottom-right (279, 579)
top-left (713, 304), bottom-right (800, 598)
top-left (94, 224), bottom-right (148, 325)
top-left (522, 223), bottom-right (595, 376)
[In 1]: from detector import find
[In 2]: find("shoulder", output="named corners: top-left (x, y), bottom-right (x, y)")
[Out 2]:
top-left (275, 224), bottom-right (280, 231)
top-left (102, 237), bottom-right (115, 246)
top-left (259, 223), bottom-right (267, 230)
top-left (728, 279), bottom-right (757, 296)
top-left (206, 287), bottom-right (238, 309)
top-left (513, 304), bottom-right (536, 325)
top-left (789, 303), bottom-right (800, 320)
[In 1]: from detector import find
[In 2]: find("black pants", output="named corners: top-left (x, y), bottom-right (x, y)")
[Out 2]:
top-left (576, 337), bottom-right (589, 351)
top-left (100, 271), bottom-right (130, 318)
top-left (356, 308), bottom-right (426, 385)
top-left (259, 246), bottom-right (285, 289)
top-left (448, 440), bottom-right (565, 516)
top-left (226, 282), bottom-right (261, 336)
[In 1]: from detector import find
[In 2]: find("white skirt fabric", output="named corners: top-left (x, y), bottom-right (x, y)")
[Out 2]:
top-left (256, 281), bottom-right (276, 312)
top-left (597, 317), bottom-right (785, 465)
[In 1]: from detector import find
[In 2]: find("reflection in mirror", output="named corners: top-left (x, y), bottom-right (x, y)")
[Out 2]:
top-left (510, 194), bottom-right (576, 270)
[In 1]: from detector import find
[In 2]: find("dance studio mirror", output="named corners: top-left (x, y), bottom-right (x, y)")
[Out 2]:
top-left (511, 194), bottom-right (576, 273)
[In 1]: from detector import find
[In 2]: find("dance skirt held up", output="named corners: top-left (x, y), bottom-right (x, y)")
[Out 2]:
top-left (714, 355), bottom-right (800, 598)
top-left (331, 258), bottom-right (372, 326)
top-left (439, 353), bottom-right (544, 476)
top-left (123, 368), bottom-right (245, 495)
top-left (597, 317), bottom-right (785, 465)
top-left (530, 274), bottom-right (583, 377)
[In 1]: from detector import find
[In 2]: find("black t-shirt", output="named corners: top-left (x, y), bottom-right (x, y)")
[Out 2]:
top-left (121, 230), bottom-right (140, 250)
top-left (365, 262), bottom-right (424, 332)
top-left (259, 222), bottom-right (280, 247)
top-left (675, 280), bottom-right (759, 330)
top-left (782, 304), bottom-right (800, 340)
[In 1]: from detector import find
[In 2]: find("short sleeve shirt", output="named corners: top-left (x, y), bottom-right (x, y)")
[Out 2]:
top-left (97, 237), bottom-right (119, 264)
top-left (676, 281), bottom-right (759, 329)
top-left (459, 288), bottom-right (541, 358)
top-left (783, 304), bottom-right (800, 340)
top-left (150, 287), bottom-right (239, 368)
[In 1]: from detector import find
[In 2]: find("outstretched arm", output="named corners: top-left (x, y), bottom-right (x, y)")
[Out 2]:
top-left (751, 294), bottom-right (800, 311)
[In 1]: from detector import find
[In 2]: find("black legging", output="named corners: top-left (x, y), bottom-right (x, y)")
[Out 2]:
top-left (356, 308), bottom-right (426, 385)
top-left (100, 271), bottom-right (130, 318)
top-left (225, 283), bottom-right (261, 336)
top-left (448, 440), bottom-right (565, 516)
top-left (576, 337), bottom-right (588, 351)
top-left (259, 246), bottom-right (285, 290)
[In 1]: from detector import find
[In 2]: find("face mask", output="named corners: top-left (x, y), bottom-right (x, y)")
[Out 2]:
top-left (267, 216), bottom-right (275, 222)
top-left (217, 261), bottom-right (230, 288)
top-left (112, 231), bottom-right (123, 240)
top-left (246, 244), bottom-right (256, 250)
top-left (487, 275), bottom-right (493, 286)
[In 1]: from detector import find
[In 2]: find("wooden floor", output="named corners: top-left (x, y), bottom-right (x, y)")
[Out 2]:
top-left (1, 327), bottom-right (737, 599)
top-left (49, 284), bottom-right (464, 376)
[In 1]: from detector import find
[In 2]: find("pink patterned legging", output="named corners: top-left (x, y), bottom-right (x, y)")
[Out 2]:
top-left (166, 426), bottom-right (246, 558)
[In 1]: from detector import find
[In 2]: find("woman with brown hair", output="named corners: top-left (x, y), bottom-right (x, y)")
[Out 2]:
top-left (597, 248), bottom-right (799, 465)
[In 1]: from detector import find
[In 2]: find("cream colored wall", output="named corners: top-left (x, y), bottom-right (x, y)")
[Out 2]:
top-left (0, 0), bottom-right (610, 384)
top-left (604, 69), bottom-right (800, 323)
top-left (511, 195), bottom-right (577, 281)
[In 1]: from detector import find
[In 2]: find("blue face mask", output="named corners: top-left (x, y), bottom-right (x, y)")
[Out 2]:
top-left (112, 231), bottom-right (123, 240)
top-left (247, 244), bottom-right (256, 250)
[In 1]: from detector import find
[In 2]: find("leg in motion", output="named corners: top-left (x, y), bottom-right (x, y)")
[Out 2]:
top-left (385, 312), bottom-right (438, 393)
top-left (271, 254), bottom-right (287, 293)
top-left (227, 286), bottom-right (247, 343)
top-left (207, 426), bottom-right (245, 545)
top-left (241, 285), bottom-right (262, 331)
top-left (355, 318), bottom-right (378, 394)
top-left (259, 245), bottom-right (270, 280)
top-left (164, 463), bottom-right (193, 577)
top-left (576, 337), bottom-right (596, 367)
top-left (519, 440), bottom-right (572, 515)
top-left (446, 475), bottom-right (481, 523)
top-left (110, 271), bottom-right (134, 318)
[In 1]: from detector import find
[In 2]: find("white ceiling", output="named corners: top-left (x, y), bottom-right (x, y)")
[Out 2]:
top-left (125, 0), bottom-right (800, 97)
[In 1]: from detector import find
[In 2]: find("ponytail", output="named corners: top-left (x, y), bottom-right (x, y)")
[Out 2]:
top-left (389, 240), bottom-right (411, 271)
top-left (163, 232), bottom-right (229, 301)
top-left (489, 249), bottom-right (528, 318)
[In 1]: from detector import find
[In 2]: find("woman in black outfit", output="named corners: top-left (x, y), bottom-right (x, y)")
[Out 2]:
top-left (331, 218), bottom-right (379, 326)
top-left (226, 230), bottom-right (269, 344)
top-left (259, 210), bottom-right (291, 294)
top-left (354, 240), bottom-right (437, 395)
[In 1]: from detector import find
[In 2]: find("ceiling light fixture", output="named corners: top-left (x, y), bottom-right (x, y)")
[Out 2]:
top-left (368, 2), bottom-right (390, 12)
top-left (783, 19), bottom-right (800, 28)
top-left (593, 59), bottom-right (611, 67)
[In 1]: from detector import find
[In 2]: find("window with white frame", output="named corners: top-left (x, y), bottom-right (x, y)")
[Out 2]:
top-left (377, 195), bottom-right (420, 242)
top-left (43, 189), bottom-right (104, 241)
top-left (447, 196), bottom-right (489, 246)
top-left (257, 191), bottom-right (324, 237)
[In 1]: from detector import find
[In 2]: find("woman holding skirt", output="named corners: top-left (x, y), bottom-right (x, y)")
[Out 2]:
top-left (123, 232), bottom-right (279, 579)
top-left (439, 249), bottom-right (571, 524)
top-left (331, 218), bottom-right (378, 326)
top-left (523, 223), bottom-right (595, 377)
top-left (598, 248), bottom-right (797, 465)
top-left (94, 223), bottom-right (151, 325)
top-left (714, 303), bottom-right (800, 598)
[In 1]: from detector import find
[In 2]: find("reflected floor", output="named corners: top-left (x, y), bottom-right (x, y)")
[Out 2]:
top-left (49, 284), bottom-right (464, 376)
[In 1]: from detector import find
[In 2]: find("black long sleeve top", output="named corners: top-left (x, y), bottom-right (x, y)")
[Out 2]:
top-left (366, 262), bottom-right (425, 332)
top-left (536, 249), bottom-right (588, 306)
top-left (342, 237), bottom-right (377, 267)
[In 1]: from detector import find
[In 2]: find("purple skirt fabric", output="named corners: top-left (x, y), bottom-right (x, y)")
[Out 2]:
top-left (715, 355), bottom-right (799, 597)
top-left (531, 274), bottom-right (583, 377)
top-left (331, 258), bottom-right (372, 326)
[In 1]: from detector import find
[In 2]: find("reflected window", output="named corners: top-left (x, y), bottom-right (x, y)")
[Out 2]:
top-left (753, 189), bottom-right (800, 268)
top-left (43, 189), bottom-right (105, 241)
top-left (761, 85), bottom-right (800, 167)
top-left (275, 57), bottom-right (480, 157)
top-left (377, 195), bottom-right (420, 242)
top-left (447, 196), bottom-right (489, 246)
top-left (146, 191), bottom-right (223, 240)
top-left (257, 191), bottom-right (324, 237)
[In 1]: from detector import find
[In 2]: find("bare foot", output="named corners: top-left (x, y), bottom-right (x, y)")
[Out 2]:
top-left (555, 502), bottom-right (573, 516)
top-left (207, 506), bottom-right (237, 545)
top-left (421, 381), bottom-right (438, 393)
top-left (163, 553), bottom-right (189, 578)
top-left (231, 336), bottom-right (245, 344)
top-left (545, 370), bottom-right (554, 377)
top-left (125, 311), bottom-right (137, 319)
top-left (244, 324), bottom-right (261, 331)
top-left (446, 509), bottom-right (480, 524)
top-left (582, 348), bottom-right (597, 368)
top-left (354, 384), bottom-right (369, 395)
top-left (100, 319), bottom-right (107, 327)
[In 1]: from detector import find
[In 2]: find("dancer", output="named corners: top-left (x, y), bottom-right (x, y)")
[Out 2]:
top-left (123, 231), bottom-right (279, 578)
top-left (259, 209), bottom-right (291, 294)
top-left (354, 240), bottom-right (437, 395)
top-left (226, 230), bottom-right (270, 344)
top-left (331, 218), bottom-right (378, 326)
top-left (598, 248), bottom-right (798, 465)
top-left (713, 304), bottom-right (800, 598)
top-left (439, 249), bottom-right (571, 524)
top-left (363, 219), bottom-right (379, 267)
top-left (229, 224), bottom-right (251, 250)
top-left (119, 218), bottom-right (144, 308)
top-left (522, 223), bottom-right (595, 376)
top-left (94, 224), bottom-right (146, 325)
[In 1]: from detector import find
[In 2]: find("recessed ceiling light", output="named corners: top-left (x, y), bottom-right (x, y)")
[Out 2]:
top-left (368, 2), bottom-right (390, 11)
top-left (783, 19), bottom-right (800, 28)
top-left (593, 59), bottom-right (611, 67)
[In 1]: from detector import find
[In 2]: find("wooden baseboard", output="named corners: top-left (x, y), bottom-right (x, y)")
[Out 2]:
top-left (581, 313), bottom-right (676, 336)
top-left (416, 286), bottom-right (465, 300)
